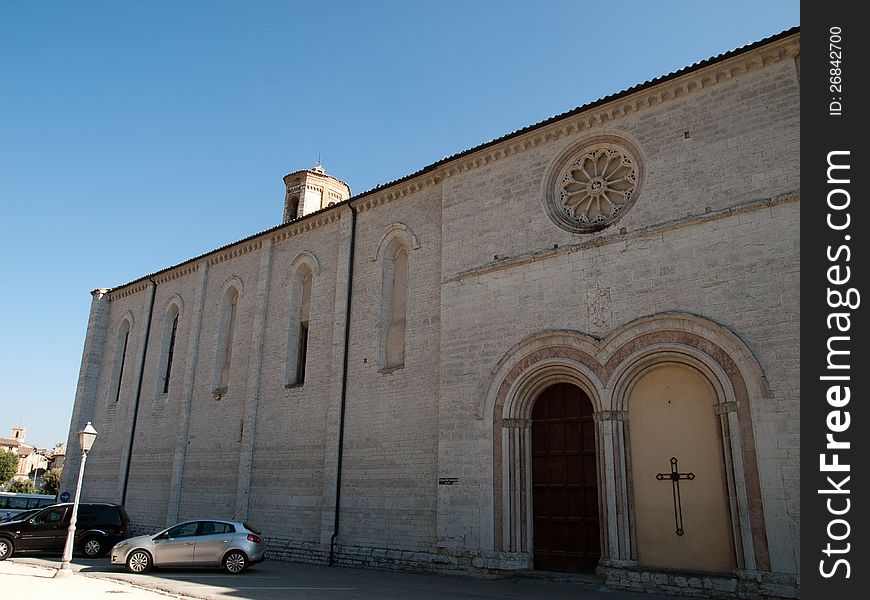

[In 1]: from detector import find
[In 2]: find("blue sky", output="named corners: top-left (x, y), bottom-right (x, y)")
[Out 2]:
top-left (0, 1), bottom-right (799, 450)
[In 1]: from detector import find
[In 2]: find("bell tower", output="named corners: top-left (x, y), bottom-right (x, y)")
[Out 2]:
top-left (282, 163), bottom-right (351, 223)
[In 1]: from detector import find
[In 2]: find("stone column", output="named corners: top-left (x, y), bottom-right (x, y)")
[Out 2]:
top-left (717, 401), bottom-right (756, 571)
top-left (235, 238), bottom-right (274, 519)
top-left (594, 410), bottom-right (628, 561)
top-left (60, 288), bottom-right (111, 496)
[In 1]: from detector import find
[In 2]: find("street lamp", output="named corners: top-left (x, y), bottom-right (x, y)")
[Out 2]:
top-left (55, 422), bottom-right (98, 577)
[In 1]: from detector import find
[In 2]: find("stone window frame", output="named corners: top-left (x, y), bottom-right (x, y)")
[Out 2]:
top-left (542, 133), bottom-right (646, 233)
top-left (211, 277), bottom-right (243, 400)
top-left (283, 251), bottom-right (320, 388)
top-left (154, 294), bottom-right (184, 399)
top-left (373, 223), bottom-right (420, 373)
top-left (106, 312), bottom-right (134, 405)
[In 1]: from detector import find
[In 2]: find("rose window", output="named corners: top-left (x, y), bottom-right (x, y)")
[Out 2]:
top-left (560, 148), bottom-right (636, 225)
top-left (544, 137), bottom-right (644, 233)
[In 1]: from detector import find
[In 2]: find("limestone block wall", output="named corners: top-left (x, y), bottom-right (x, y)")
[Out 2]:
top-left (435, 51), bottom-right (800, 574)
top-left (173, 251), bottom-right (259, 520)
top-left (442, 58), bottom-right (799, 279)
top-left (123, 281), bottom-right (195, 531)
top-left (247, 222), bottom-right (344, 544)
top-left (336, 185), bottom-right (443, 552)
top-left (71, 286), bottom-right (151, 505)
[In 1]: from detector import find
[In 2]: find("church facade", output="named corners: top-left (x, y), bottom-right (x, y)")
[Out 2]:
top-left (64, 29), bottom-right (800, 597)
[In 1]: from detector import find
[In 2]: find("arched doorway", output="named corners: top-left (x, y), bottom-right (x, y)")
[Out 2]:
top-left (628, 364), bottom-right (736, 573)
top-left (531, 382), bottom-right (600, 571)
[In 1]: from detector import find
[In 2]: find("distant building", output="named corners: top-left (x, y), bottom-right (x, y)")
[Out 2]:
top-left (47, 444), bottom-right (66, 471)
top-left (0, 426), bottom-right (27, 455)
top-left (0, 426), bottom-right (48, 484)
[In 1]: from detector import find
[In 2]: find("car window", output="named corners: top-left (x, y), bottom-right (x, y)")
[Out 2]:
top-left (78, 505), bottom-right (120, 525)
top-left (167, 522), bottom-right (199, 538)
top-left (199, 521), bottom-right (235, 535)
top-left (243, 521), bottom-right (261, 535)
top-left (197, 521), bottom-right (215, 536)
top-left (77, 506), bottom-right (95, 523)
top-left (216, 522), bottom-right (235, 534)
top-left (33, 507), bottom-right (66, 525)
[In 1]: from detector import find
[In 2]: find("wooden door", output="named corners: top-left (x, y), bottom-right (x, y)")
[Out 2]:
top-left (531, 383), bottom-right (600, 571)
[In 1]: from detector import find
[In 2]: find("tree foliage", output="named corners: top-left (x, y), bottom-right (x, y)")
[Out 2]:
top-left (41, 468), bottom-right (62, 496)
top-left (0, 451), bottom-right (18, 484)
top-left (7, 479), bottom-right (36, 493)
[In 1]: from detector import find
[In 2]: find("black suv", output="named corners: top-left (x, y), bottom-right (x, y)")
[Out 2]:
top-left (0, 502), bottom-right (131, 560)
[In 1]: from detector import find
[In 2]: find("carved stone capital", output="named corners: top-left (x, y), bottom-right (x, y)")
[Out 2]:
top-left (594, 410), bottom-right (627, 422)
top-left (714, 401), bottom-right (738, 414)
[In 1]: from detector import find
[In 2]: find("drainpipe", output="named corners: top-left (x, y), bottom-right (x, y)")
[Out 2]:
top-left (329, 204), bottom-right (357, 566)
top-left (121, 277), bottom-right (157, 505)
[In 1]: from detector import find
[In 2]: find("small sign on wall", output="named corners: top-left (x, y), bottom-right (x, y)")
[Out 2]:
top-left (438, 477), bottom-right (458, 486)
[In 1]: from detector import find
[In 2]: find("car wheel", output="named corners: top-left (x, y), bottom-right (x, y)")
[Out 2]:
top-left (126, 549), bottom-right (152, 574)
top-left (0, 537), bottom-right (13, 561)
top-left (223, 550), bottom-right (247, 574)
top-left (81, 536), bottom-right (105, 557)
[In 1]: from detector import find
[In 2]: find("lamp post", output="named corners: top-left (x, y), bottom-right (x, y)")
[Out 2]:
top-left (55, 422), bottom-right (98, 577)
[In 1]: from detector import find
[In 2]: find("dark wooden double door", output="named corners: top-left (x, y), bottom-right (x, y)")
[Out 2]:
top-left (531, 383), bottom-right (600, 572)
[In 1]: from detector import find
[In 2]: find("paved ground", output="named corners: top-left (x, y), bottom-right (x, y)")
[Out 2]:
top-left (0, 558), bottom-right (190, 599)
top-left (4, 555), bottom-right (700, 599)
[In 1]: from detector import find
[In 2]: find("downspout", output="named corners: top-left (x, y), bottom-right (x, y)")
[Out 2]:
top-left (329, 204), bottom-right (357, 566)
top-left (121, 277), bottom-right (157, 505)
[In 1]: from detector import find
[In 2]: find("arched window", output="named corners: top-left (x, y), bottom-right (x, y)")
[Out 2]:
top-left (286, 196), bottom-right (300, 220)
top-left (380, 238), bottom-right (408, 370)
top-left (157, 303), bottom-right (181, 396)
top-left (109, 318), bottom-right (131, 404)
top-left (285, 265), bottom-right (313, 386)
top-left (213, 286), bottom-right (239, 399)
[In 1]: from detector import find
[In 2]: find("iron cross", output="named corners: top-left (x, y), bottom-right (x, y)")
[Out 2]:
top-left (656, 456), bottom-right (695, 536)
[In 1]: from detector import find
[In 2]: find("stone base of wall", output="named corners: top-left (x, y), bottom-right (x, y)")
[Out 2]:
top-left (218, 533), bottom-right (801, 600)
top-left (265, 538), bottom-right (528, 577)
top-left (597, 560), bottom-right (799, 599)
top-left (130, 523), bottom-right (165, 536)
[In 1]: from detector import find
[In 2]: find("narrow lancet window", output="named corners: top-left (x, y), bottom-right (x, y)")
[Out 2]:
top-left (110, 319), bottom-right (131, 404)
top-left (296, 272), bottom-right (312, 384)
top-left (382, 240), bottom-right (408, 369)
top-left (213, 287), bottom-right (239, 399)
top-left (162, 311), bottom-right (179, 394)
top-left (285, 267), bottom-right (312, 387)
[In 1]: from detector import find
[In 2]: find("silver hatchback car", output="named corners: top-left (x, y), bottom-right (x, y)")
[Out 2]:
top-left (110, 519), bottom-right (265, 574)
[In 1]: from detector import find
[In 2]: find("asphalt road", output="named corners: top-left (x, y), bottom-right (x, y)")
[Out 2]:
top-left (17, 555), bottom-right (698, 600)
